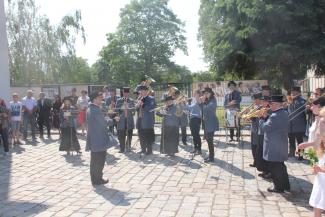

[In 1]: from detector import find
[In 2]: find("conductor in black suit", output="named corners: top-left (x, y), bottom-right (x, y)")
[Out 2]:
top-left (37, 92), bottom-right (52, 139)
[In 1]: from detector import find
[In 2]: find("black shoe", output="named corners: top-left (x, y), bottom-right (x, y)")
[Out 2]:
top-left (249, 163), bottom-right (256, 167)
top-left (267, 187), bottom-right (284, 193)
top-left (118, 150), bottom-right (124, 153)
top-left (229, 138), bottom-right (234, 142)
top-left (298, 155), bottom-right (303, 161)
top-left (92, 179), bottom-right (109, 186)
top-left (191, 150), bottom-right (197, 154)
top-left (204, 157), bottom-right (214, 163)
top-left (262, 173), bottom-right (272, 179)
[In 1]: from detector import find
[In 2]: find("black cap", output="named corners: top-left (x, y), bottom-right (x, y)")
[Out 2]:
top-left (268, 95), bottom-right (285, 103)
top-left (203, 87), bottom-right (214, 95)
top-left (252, 92), bottom-right (262, 100)
top-left (63, 96), bottom-right (71, 102)
top-left (292, 86), bottom-right (301, 92)
top-left (89, 91), bottom-right (103, 102)
top-left (261, 95), bottom-right (270, 101)
top-left (228, 81), bottom-right (237, 87)
top-left (313, 96), bottom-right (325, 107)
top-left (262, 85), bottom-right (270, 90)
top-left (138, 85), bottom-right (148, 91)
top-left (123, 87), bottom-right (130, 93)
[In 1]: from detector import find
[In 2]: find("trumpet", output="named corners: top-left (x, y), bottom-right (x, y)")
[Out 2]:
top-left (237, 103), bottom-right (254, 117)
top-left (241, 108), bottom-right (268, 120)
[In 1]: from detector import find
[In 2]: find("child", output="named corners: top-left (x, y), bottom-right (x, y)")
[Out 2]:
top-left (297, 97), bottom-right (325, 217)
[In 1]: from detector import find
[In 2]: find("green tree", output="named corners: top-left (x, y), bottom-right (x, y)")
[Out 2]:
top-left (96, 0), bottom-right (188, 86)
top-left (198, 0), bottom-right (325, 90)
top-left (6, 0), bottom-right (87, 85)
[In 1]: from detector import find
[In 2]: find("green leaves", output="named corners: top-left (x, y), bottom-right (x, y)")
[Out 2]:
top-left (7, 0), bottom-right (87, 85)
top-left (95, 0), bottom-right (189, 86)
top-left (199, 0), bottom-right (325, 87)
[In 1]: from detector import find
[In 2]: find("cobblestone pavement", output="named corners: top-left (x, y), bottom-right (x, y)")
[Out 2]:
top-left (0, 131), bottom-right (316, 217)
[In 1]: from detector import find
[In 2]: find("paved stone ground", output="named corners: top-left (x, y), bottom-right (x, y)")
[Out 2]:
top-left (0, 129), bottom-right (318, 217)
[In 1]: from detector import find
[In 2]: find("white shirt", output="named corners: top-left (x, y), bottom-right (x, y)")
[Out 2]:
top-left (8, 101), bottom-right (22, 121)
top-left (22, 96), bottom-right (37, 111)
top-left (77, 96), bottom-right (90, 110)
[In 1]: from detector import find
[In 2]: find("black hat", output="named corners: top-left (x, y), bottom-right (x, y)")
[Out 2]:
top-left (313, 96), bottom-right (325, 107)
top-left (261, 85), bottom-right (270, 90)
top-left (268, 95), bottom-right (285, 103)
top-left (291, 86), bottom-right (301, 92)
top-left (252, 92), bottom-right (262, 100)
top-left (63, 96), bottom-right (71, 102)
top-left (162, 95), bottom-right (173, 102)
top-left (260, 95), bottom-right (270, 101)
top-left (228, 81), bottom-right (237, 87)
top-left (203, 87), bottom-right (214, 95)
top-left (89, 91), bottom-right (103, 102)
top-left (122, 87), bottom-right (130, 93)
top-left (138, 85), bottom-right (148, 91)
top-left (174, 90), bottom-right (181, 95)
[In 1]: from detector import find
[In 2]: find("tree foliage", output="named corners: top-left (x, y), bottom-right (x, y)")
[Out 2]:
top-left (95, 0), bottom-right (190, 86)
top-left (199, 0), bottom-right (325, 89)
top-left (6, 0), bottom-right (88, 85)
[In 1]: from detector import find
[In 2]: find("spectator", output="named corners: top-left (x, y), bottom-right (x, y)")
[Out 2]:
top-left (22, 90), bottom-right (37, 142)
top-left (37, 92), bottom-right (52, 139)
top-left (77, 90), bottom-right (89, 136)
top-left (0, 98), bottom-right (10, 155)
top-left (8, 93), bottom-right (22, 145)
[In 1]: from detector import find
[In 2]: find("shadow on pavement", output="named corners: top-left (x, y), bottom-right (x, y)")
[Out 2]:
top-left (94, 185), bottom-right (137, 206)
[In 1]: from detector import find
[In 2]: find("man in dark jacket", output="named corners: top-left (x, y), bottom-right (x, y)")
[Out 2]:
top-left (135, 85), bottom-right (156, 155)
top-left (37, 92), bottom-right (52, 139)
top-left (260, 95), bottom-right (290, 193)
top-left (86, 91), bottom-right (113, 185)
top-left (115, 87), bottom-right (135, 153)
top-left (287, 86), bottom-right (306, 160)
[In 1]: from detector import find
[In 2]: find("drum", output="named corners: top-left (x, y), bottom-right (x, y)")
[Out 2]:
top-left (225, 109), bottom-right (238, 128)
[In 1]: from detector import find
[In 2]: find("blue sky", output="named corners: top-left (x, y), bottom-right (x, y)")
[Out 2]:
top-left (34, 0), bottom-right (208, 72)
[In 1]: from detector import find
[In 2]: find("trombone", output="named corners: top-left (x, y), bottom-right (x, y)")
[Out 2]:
top-left (288, 97), bottom-right (313, 122)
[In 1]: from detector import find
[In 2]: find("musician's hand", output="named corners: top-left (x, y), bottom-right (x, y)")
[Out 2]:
top-left (228, 100), bottom-right (236, 106)
top-left (282, 102), bottom-right (288, 108)
top-left (313, 165), bottom-right (321, 174)
top-left (114, 116), bottom-right (120, 122)
top-left (306, 104), bottom-right (311, 110)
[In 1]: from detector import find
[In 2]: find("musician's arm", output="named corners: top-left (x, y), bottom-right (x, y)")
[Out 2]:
top-left (142, 98), bottom-right (155, 111)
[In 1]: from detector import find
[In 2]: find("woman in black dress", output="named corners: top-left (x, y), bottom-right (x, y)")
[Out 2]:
top-left (59, 97), bottom-right (81, 155)
top-left (52, 95), bottom-right (62, 134)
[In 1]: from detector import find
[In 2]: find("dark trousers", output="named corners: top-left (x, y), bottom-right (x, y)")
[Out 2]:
top-left (230, 128), bottom-right (240, 140)
top-left (38, 115), bottom-right (51, 137)
top-left (139, 128), bottom-right (155, 154)
top-left (205, 131), bottom-right (215, 159)
top-left (267, 161), bottom-right (290, 191)
top-left (190, 117), bottom-right (201, 151)
top-left (256, 135), bottom-right (268, 173)
top-left (0, 127), bottom-right (9, 152)
top-left (181, 126), bottom-right (187, 144)
top-left (90, 151), bottom-right (107, 184)
top-left (118, 129), bottom-right (133, 152)
top-left (251, 145), bottom-right (257, 165)
top-left (288, 132), bottom-right (304, 154)
top-left (23, 113), bottom-right (36, 139)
